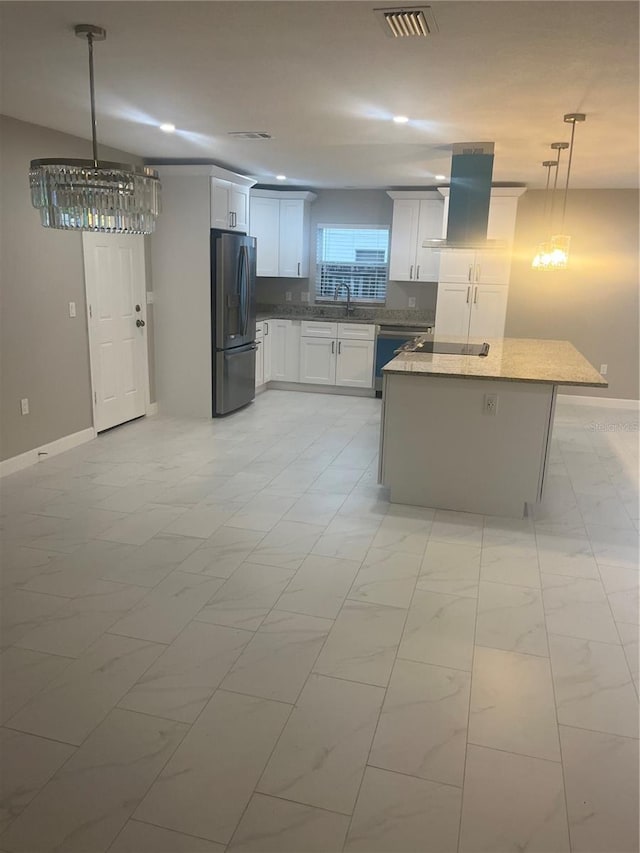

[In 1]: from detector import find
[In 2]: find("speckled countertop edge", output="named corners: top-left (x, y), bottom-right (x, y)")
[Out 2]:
top-left (256, 305), bottom-right (435, 327)
top-left (382, 338), bottom-right (608, 388)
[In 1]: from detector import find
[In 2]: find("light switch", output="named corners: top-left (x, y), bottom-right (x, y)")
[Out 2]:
top-left (69, 302), bottom-right (77, 317)
top-left (20, 398), bottom-right (29, 415)
top-left (146, 292), bottom-right (154, 305)
top-left (408, 297), bottom-right (416, 308)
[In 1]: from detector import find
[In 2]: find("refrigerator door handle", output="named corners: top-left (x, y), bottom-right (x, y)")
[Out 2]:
top-left (241, 245), bottom-right (250, 337)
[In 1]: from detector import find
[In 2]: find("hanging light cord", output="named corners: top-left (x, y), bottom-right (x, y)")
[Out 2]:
top-left (85, 31), bottom-right (99, 166)
top-left (561, 119), bottom-right (577, 231)
top-left (549, 148), bottom-right (563, 228)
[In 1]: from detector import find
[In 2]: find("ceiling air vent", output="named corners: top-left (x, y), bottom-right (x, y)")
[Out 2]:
top-left (227, 131), bottom-right (272, 140)
top-left (374, 6), bottom-right (437, 38)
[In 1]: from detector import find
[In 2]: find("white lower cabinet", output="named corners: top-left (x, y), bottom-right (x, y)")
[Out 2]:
top-left (255, 342), bottom-right (264, 388)
top-left (255, 322), bottom-right (264, 388)
top-left (262, 320), bottom-right (272, 383)
top-left (435, 283), bottom-right (509, 339)
top-left (300, 337), bottom-right (337, 384)
top-left (336, 338), bottom-right (375, 388)
top-left (271, 319), bottom-right (300, 382)
top-left (300, 321), bottom-right (375, 388)
top-left (259, 318), bottom-right (374, 390)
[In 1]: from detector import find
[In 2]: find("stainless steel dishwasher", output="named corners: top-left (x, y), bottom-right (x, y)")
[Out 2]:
top-left (374, 325), bottom-right (433, 394)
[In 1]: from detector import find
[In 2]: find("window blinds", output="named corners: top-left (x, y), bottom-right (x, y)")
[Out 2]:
top-left (316, 226), bottom-right (389, 303)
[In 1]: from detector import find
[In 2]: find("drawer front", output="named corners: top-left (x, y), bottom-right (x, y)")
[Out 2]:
top-left (300, 321), bottom-right (338, 339)
top-left (338, 322), bottom-right (375, 341)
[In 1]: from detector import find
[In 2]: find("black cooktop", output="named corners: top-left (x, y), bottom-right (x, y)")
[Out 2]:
top-left (396, 338), bottom-right (490, 357)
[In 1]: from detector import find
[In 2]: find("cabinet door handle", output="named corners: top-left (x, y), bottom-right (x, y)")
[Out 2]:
top-left (332, 341), bottom-right (335, 354)
top-left (466, 286), bottom-right (471, 304)
top-left (338, 341), bottom-right (342, 354)
top-left (265, 322), bottom-right (269, 335)
top-left (475, 264), bottom-right (480, 282)
top-left (416, 265), bottom-right (420, 279)
top-left (409, 265), bottom-right (414, 280)
top-left (474, 286), bottom-right (478, 304)
top-left (297, 262), bottom-right (300, 276)
top-left (468, 265), bottom-right (473, 282)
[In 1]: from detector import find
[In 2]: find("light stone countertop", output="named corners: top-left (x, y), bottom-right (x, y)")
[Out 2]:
top-left (382, 338), bottom-right (608, 387)
top-left (256, 305), bottom-right (435, 328)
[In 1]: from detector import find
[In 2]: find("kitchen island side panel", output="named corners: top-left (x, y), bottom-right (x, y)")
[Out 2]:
top-left (381, 374), bottom-right (554, 518)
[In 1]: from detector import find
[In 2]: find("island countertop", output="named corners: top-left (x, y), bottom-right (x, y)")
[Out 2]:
top-left (382, 338), bottom-right (608, 388)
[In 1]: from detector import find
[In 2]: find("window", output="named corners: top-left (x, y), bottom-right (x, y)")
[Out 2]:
top-left (316, 225), bottom-right (389, 303)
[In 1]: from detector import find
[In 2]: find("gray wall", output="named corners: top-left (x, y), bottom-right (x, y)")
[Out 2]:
top-left (507, 189), bottom-right (639, 400)
top-left (255, 189), bottom-right (437, 312)
top-left (0, 115), bottom-right (154, 462)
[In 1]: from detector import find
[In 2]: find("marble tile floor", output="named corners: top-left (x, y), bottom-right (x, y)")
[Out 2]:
top-left (0, 390), bottom-right (638, 853)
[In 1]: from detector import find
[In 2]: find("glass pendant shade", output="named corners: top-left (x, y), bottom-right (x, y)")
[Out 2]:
top-left (29, 25), bottom-right (161, 235)
top-left (29, 159), bottom-right (161, 234)
top-left (531, 235), bottom-right (571, 270)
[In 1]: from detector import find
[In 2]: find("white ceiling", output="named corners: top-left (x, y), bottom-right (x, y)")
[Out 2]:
top-left (1, 1), bottom-right (638, 189)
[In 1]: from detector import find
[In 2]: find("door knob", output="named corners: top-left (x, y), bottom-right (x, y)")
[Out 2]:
top-left (136, 319), bottom-right (145, 328)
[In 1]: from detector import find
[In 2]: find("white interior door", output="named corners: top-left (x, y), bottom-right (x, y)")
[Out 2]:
top-left (82, 233), bottom-right (149, 433)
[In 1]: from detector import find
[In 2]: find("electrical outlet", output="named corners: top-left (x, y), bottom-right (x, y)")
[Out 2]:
top-left (600, 363), bottom-right (608, 375)
top-left (68, 301), bottom-right (76, 318)
top-left (483, 393), bottom-right (498, 415)
top-left (408, 297), bottom-right (416, 308)
top-left (20, 398), bottom-right (29, 416)
top-left (285, 291), bottom-right (292, 302)
top-left (301, 291), bottom-right (309, 303)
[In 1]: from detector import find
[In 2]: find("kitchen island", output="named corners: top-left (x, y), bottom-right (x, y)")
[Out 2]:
top-left (379, 338), bottom-right (607, 518)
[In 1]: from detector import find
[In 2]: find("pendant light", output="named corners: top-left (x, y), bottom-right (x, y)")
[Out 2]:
top-left (532, 114), bottom-right (586, 270)
top-left (532, 143), bottom-right (568, 269)
top-left (29, 25), bottom-right (161, 235)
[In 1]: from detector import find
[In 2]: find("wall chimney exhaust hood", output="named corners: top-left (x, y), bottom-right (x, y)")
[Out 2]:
top-left (423, 142), bottom-right (500, 249)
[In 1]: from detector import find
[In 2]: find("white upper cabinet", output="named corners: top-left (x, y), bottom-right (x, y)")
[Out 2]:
top-left (387, 193), bottom-right (444, 282)
top-left (279, 198), bottom-right (308, 277)
top-left (250, 197), bottom-right (280, 276)
top-left (211, 178), bottom-right (251, 231)
top-left (486, 196), bottom-right (520, 244)
top-left (249, 191), bottom-right (317, 278)
top-left (438, 249), bottom-right (477, 285)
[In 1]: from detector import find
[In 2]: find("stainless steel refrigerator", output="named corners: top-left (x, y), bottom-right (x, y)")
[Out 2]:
top-left (211, 229), bottom-right (257, 416)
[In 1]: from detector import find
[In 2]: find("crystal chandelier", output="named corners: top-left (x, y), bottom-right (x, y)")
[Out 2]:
top-left (532, 113), bottom-right (586, 270)
top-left (29, 25), bottom-right (161, 235)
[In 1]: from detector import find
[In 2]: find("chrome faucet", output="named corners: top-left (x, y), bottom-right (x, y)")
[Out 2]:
top-left (334, 283), bottom-right (354, 316)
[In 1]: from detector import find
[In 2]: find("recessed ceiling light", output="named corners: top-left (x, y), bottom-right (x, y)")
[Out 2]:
top-left (393, 115), bottom-right (409, 124)
top-left (159, 123), bottom-right (175, 133)
top-left (276, 174), bottom-right (287, 181)
top-left (434, 174), bottom-right (446, 180)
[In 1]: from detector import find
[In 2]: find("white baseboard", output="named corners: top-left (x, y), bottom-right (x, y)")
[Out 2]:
top-left (557, 394), bottom-right (640, 410)
top-left (0, 427), bottom-right (96, 478)
top-left (267, 381), bottom-right (376, 398)
top-left (146, 402), bottom-right (158, 416)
